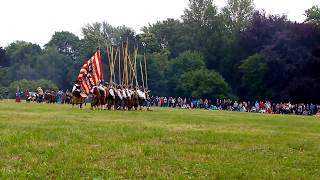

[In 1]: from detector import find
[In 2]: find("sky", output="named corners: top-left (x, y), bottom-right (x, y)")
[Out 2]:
top-left (0, 0), bottom-right (319, 47)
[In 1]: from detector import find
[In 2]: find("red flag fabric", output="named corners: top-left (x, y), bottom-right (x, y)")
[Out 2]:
top-left (77, 50), bottom-right (103, 95)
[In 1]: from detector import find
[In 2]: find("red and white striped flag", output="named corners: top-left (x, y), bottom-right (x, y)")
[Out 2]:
top-left (77, 50), bottom-right (103, 95)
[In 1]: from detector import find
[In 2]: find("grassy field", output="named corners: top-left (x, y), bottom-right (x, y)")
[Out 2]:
top-left (0, 101), bottom-right (320, 179)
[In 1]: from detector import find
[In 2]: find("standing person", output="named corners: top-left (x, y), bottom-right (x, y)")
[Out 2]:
top-left (106, 83), bottom-right (116, 110)
top-left (15, 87), bottom-right (22, 103)
top-left (56, 89), bottom-right (64, 104)
top-left (310, 103), bottom-right (316, 115)
top-left (64, 90), bottom-right (72, 104)
top-left (160, 97), bottom-right (164, 107)
top-left (254, 101), bottom-right (259, 113)
top-left (145, 89), bottom-right (152, 111)
top-left (25, 89), bottom-right (31, 103)
top-left (37, 87), bottom-right (44, 103)
top-left (260, 101), bottom-right (266, 113)
top-left (204, 99), bottom-right (209, 109)
top-left (98, 82), bottom-right (106, 110)
top-left (164, 97), bottom-right (168, 107)
top-left (168, 97), bottom-right (172, 108)
top-left (72, 80), bottom-right (85, 109)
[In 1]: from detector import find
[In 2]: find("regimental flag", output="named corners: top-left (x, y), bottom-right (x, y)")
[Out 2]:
top-left (77, 50), bottom-right (103, 95)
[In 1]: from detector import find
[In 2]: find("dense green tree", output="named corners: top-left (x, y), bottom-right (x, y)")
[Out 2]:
top-left (0, 47), bottom-right (10, 86)
top-left (168, 51), bottom-right (205, 75)
top-left (145, 50), bottom-right (170, 96)
top-left (37, 47), bottom-right (79, 90)
top-left (167, 51), bottom-right (206, 95)
top-left (239, 53), bottom-right (269, 100)
top-left (182, 0), bottom-right (216, 26)
top-left (141, 19), bottom-right (183, 56)
top-left (305, 5), bottom-right (320, 25)
top-left (82, 22), bottom-right (136, 52)
top-left (177, 69), bottom-right (231, 99)
top-left (5, 41), bottom-right (42, 81)
top-left (181, 0), bottom-right (221, 52)
top-left (0, 47), bottom-right (10, 67)
top-left (46, 31), bottom-right (81, 61)
top-left (0, 67), bottom-right (9, 86)
top-left (222, 0), bottom-right (255, 33)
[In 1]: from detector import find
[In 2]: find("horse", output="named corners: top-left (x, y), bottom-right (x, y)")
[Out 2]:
top-left (44, 90), bottom-right (56, 103)
top-left (90, 86), bottom-right (101, 110)
top-left (71, 92), bottom-right (87, 109)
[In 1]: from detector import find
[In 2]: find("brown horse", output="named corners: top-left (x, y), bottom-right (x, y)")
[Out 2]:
top-left (132, 90), bottom-right (139, 110)
top-left (91, 86), bottom-right (101, 110)
top-left (72, 93), bottom-right (87, 109)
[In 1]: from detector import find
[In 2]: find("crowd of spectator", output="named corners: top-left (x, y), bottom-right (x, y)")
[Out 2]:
top-left (150, 97), bottom-right (320, 116)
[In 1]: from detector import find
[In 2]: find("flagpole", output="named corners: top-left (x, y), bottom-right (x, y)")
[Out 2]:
top-left (118, 47), bottom-right (121, 85)
top-left (135, 49), bottom-right (138, 87)
top-left (140, 57), bottom-right (145, 90)
top-left (143, 43), bottom-right (148, 89)
top-left (122, 41), bottom-right (125, 86)
top-left (113, 46), bottom-right (118, 85)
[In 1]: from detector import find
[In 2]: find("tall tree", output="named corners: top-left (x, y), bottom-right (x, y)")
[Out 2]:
top-left (222, 0), bottom-right (255, 33)
top-left (239, 53), bottom-right (269, 100)
top-left (239, 11), bottom-right (320, 102)
top-left (167, 51), bottom-right (206, 95)
top-left (5, 41), bottom-right (42, 81)
top-left (140, 19), bottom-right (183, 56)
top-left (182, 0), bottom-right (227, 72)
top-left (46, 31), bottom-right (81, 61)
top-left (305, 5), bottom-right (320, 26)
top-left (0, 47), bottom-right (10, 67)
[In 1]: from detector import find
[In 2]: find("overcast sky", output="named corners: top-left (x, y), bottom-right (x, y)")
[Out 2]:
top-left (0, 0), bottom-right (318, 47)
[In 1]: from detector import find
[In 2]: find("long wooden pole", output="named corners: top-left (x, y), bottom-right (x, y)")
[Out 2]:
top-left (113, 47), bottom-right (118, 84)
top-left (134, 47), bottom-right (138, 87)
top-left (122, 41), bottom-right (125, 86)
top-left (144, 52), bottom-right (148, 89)
top-left (107, 45), bottom-right (112, 83)
top-left (140, 58), bottom-right (145, 90)
top-left (118, 47), bottom-right (121, 85)
top-left (128, 55), bottom-right (136, 86)
top-left (111, 46), bottom-right (114, 84)
top-left (126, 38), bottom-right (129, 86)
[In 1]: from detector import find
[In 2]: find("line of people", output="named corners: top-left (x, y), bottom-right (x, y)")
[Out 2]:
top-left (151, 97), bottom-right (320, 116)
top-left (20, 88), bottom-right (73, 104)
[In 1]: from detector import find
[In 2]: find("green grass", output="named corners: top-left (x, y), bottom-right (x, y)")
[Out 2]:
top-left (0, 101), bottom-right (320, 179)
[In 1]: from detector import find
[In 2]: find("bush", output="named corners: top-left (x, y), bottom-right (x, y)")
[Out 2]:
top-left (177, 69), bottom-right (231, 99)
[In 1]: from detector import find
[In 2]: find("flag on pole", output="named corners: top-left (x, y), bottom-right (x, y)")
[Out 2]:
top-left (77, 50), bottom-right (103, 95)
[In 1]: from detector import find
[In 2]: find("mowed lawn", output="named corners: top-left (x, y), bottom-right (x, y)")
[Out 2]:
top-left (0, 101), bottom-right (320, 179)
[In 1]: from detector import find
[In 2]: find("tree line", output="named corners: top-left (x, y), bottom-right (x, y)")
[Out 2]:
top-left (0, 0), bottom-right (319, 102)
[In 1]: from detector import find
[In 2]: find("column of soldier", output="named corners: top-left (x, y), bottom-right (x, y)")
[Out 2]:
top-left (71, 40), bottom-right (151, 111)
top-left (87, 82), bottom-right (151, 111)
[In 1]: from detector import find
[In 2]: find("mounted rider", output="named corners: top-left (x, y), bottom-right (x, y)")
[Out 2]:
top-left (37, 87), bottom-right (44, 103)
top-left (72, 81), bottom-right (81, 98)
